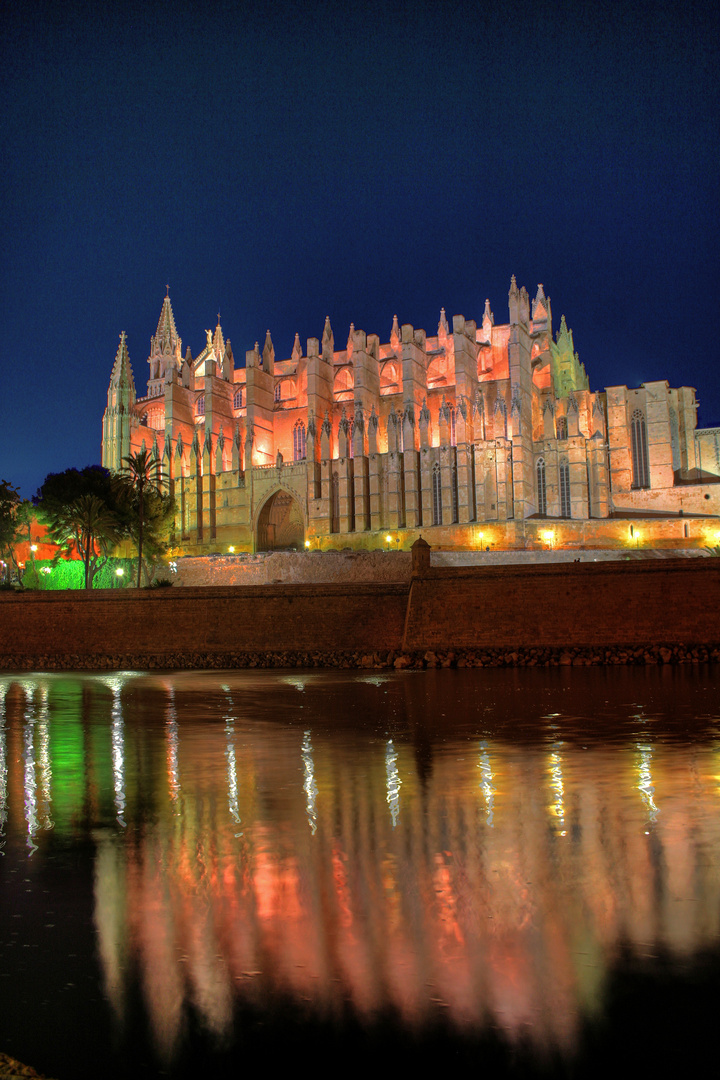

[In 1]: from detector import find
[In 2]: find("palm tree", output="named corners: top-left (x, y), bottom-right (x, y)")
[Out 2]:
top-left (51, 494), bottom-right (121, 589)
top-left (121, 450), bottom-right (164, 587)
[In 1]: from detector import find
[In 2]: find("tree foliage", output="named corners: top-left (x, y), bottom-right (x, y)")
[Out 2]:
top-left (34, 462), bottom-right (175, 589)
top-left (0, 479), bottom-right (21, 581)
top-left (46, 494), bottom-right (123, 590)
top-left (35, 466), bottom-right (126, 589)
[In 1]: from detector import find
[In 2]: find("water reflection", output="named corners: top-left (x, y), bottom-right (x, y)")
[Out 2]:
top-left (0, 668), bottom-right (719, 1076)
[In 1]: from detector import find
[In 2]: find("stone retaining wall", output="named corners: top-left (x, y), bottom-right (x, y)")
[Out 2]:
top-left (1, 558), bottom-right (718, 671)
top-left (402, 558), bottom-right (720, 651)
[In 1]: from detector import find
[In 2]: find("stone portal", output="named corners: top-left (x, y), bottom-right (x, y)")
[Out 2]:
top-left (256, 490), bottom-right (305, 551)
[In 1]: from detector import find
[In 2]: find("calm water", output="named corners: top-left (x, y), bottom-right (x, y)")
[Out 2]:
top-left (1, 667), bottom-right (720, 1078)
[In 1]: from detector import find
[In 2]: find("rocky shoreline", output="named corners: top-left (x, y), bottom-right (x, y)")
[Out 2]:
top-left (2, 642), bottom-right (718, 673)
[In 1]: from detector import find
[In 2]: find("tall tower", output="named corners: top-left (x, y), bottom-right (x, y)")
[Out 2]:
top-left (102, 332), bottom-right (137, 470)
top-left (147, 290), bottom-right (182, 399)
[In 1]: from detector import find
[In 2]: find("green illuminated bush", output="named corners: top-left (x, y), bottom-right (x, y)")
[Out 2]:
top-left (22, 558), bottom-right (136, 590)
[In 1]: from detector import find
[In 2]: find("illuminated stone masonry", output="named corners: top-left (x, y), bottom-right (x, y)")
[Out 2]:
top-left (101, 280), bottom-right (720, 553)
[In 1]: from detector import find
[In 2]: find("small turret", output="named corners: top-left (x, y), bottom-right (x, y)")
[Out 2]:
top-left (322, 316), bottom-right (334, 360)
top-left (481, 299), bottom-right (494, 344)
top-left (262, 330), bottom-right (275, 375)
top-left (531, 284), bottom-right (551, 334)
top-left (212, 314), bottom-right (225, 360)
top-left (390, 314), bottom-right (401, 352)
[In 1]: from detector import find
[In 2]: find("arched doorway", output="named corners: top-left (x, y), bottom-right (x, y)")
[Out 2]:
top-left (256, 490), bottom-right (305, 551)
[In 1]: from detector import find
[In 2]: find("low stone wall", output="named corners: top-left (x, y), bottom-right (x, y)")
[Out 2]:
top-left (173, 549), bottom-right (413, 586)
top-left (171, 546), bottom-right (707, 588)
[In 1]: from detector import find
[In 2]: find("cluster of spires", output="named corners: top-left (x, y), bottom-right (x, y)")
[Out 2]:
top-left (110, 279), bottom-right (566, 395)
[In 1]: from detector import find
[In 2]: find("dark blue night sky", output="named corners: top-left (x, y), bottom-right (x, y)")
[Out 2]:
top-left (2, 0), bottom-right (718, 498)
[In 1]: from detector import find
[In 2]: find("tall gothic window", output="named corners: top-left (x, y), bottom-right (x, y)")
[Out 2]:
top-left (348, 420), bottom-right (355, 459)
top-left (233, 388), bottom-right (243, 409)
top-left (559, 458), bottom-right (571, 518)
top-left (669, 407), bottom-right (680, 471)
top-left (450, 405), bottom-right (457, 447)
top-left (631, 409), bottom-right (650, 488)
top-left (197, 395), bottom-right (205, 417)
top-left (451, 460), bottom-right (458, 523)
top-left (331, 472), bottom-right (340, 533)
top-left (536, 457), bottom-right (547, 516)
top-left (293, 420), bottom-right (306, 461)
top-left (557, 416), bottom-right (568, 440)
top-left (432, 463), bottom-right (442, 525)
top-left (274, 382), bottom-right (281, 403)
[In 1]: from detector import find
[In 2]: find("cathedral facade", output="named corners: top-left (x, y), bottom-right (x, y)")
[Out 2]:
top-left (101, 280), bottom-right (720, 553)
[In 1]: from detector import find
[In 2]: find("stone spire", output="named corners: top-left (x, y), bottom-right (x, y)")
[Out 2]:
top-left (102, 332), bottom-right (137, 471)
top-left (151, 291), bottom-right (182, 357)
top-left (212, 312), bottom-right (225, 359)
top-left (438, 308), bottom-right (449, 337)
top-left (109, 331), bottom-right (136, 394)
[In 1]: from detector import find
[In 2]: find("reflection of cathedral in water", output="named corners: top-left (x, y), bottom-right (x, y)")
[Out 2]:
top-left (2, 672), bottom-right (720, 1064)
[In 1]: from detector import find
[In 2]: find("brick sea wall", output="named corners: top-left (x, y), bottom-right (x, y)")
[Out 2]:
top-left (1, 559), bottom-right (718, 670)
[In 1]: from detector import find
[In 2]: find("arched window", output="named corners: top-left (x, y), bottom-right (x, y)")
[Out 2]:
top-left (197, 395), bottom-right (205, 417)
top-left (233, 388), bottom-right (243, 409)
top-left (559, 458), bottom-right (571, 518)
top-left (274, 382), bottom-right (281, 403)
top-left (331, 472), bottom-right (340, 533)
top-left (537, 457), bottom-right (547, 516)
top-left (557, 416), bottom-right (568, 440)
top-left (631, 409), bottom-right (650, 488)
top-left (432, 463), bottom-right (442, 525)
top-left (293, 420), bottom-right (306, 461)
top-left (450, 406), bottom-right (457, 447)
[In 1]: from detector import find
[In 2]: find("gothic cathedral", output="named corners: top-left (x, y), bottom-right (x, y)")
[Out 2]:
top-left (102, 280), bottom-right (720, 552)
